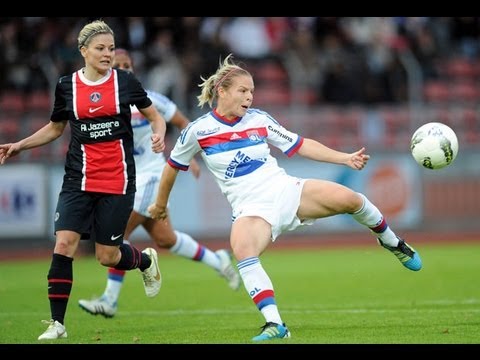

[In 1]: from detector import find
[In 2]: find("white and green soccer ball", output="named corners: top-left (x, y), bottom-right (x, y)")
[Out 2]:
top-left (410, 122), bottom-right (459, 170)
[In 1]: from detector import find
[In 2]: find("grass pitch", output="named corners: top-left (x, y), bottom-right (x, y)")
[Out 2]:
top-left (0, 241), bottom-right (479, 346)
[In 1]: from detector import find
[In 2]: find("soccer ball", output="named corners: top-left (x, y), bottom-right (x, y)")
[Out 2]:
top-left (410, 122), bottom-right (459, 170)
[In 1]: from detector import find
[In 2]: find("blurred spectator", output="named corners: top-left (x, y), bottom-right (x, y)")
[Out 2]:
top-left (126, 17), bottom-right (147, 50)
top-left (0, 19), bottom-right (29, 92)
top-left (319, 33), bottom-right (365, 104)
top-left (1, 16), bottom-right (479, 163)
top-left (54, 27), bottom-right (83, 77)
top-left (282, 20), bottom-right (323, 107)
top-left (145, 28), bottom-right (187, 110)
top-left (450, 17), bottom-right (480, 60)
top-left (221, 17), bottom-right (272, 61)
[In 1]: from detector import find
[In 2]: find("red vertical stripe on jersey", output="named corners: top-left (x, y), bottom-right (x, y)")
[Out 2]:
top-left (74, 70), bottom-right (119, 119)
top-left (82, 140), bottom-right (127, 194)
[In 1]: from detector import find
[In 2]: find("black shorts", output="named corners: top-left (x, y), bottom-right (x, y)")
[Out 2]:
top-left (54, 188), bottom-right (134, 246)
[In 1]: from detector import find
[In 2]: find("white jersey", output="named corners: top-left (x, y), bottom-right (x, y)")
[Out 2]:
top-left (168, 108), bottom-right (304, 211)
top-left (132, 90), bottom-right (176, 187)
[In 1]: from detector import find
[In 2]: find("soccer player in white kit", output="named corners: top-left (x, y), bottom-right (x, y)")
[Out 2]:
top-left (148, 54), bottom-right (422, 341)
top-left (78, 49), bottom-right (241, 319)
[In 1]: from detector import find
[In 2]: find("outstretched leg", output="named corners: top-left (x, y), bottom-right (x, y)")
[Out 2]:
top-left (352, 193), bottom-right (422, 271)
top-left (298, 180), bottom-right (422, 271)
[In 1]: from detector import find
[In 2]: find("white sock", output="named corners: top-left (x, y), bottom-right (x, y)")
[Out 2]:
top-left (237, 257), bottom-right (283, 325)
top-left (103, 240), bottom-right (129, 304)
top-left (170, 230), bottom-right (221, 270)
top-left (351, 193), bottom-right (399, 247)
top-left (104, 276), bottom-right (123, 305)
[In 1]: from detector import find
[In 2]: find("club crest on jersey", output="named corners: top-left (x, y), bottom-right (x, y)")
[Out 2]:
top-left (90, 92), bottom-right (101, 103)
top-left (247, 130), bottom-right (261, 142)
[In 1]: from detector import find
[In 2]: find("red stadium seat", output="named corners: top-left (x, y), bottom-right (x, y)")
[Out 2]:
top-left (0, 115), bottom-right (22, 142)
top-left (26, 90), bottom-right (52, 112)
top-left (444, 57), bottom-right (476, 79)
top-left (449, 81), bottom-right (480, 102)
top-left (423, 80), bottom-right (450, 103)
top-left (0, 92), bottom-right (26, 113)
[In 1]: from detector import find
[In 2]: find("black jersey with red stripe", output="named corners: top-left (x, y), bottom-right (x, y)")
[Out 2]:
top-left (51, 68), bottom-right (152, 195)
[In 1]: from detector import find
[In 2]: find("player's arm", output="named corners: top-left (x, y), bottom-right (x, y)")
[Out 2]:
top-left (139, 104), bottom-right (167, 153)
top-left (297, 138), bottom-right (370, 170)
top-left (0, 120), bottom-right (67, 165)
top-left (169, 108), bottom-right (190, 130)
top-left (148, 164), bottom-right (179, 220)
top-left (169, 109), bottom-right (201, 179)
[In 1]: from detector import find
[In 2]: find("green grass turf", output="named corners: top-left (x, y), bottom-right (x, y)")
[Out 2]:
top-left (0, 241), bottom-right (479, 345)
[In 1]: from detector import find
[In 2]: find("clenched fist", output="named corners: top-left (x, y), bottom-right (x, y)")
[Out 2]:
top-left (148, 203), bottom-right (168, 220)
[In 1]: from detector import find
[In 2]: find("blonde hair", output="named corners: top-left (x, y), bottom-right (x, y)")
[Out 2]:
top-left (197, 54), bottom-right (250, 108)
top-left (77, 19), bottom-right (114, 50)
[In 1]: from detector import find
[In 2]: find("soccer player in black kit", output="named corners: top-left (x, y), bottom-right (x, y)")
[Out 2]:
top-left (0, 19), bottom-right (166, 340)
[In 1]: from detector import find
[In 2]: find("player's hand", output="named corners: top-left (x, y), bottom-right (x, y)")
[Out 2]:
top-left (151, 133), bottom-right (165, 153)
top-left (347, 147), bottom-right (370, 170)
top-left (148, 203), bottom-right (169, 220)
top-left (0, 143), bottom-right (21, 165)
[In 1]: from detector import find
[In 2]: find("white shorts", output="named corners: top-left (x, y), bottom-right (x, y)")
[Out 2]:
top-left (134, 175), bottom-right (168, 217)
top-left (231, 175), bottom-right (315, 241)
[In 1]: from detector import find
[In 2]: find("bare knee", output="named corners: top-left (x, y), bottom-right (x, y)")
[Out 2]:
top-left (54, 240), bottom-right (75, 257)
top-left (349, 192), bottom-right (366, 213)
top-left (95, 245), bottom-right (120, 267)
top-left (145, 217), bottom-right (176, 249)
top-left (54, 231), bottom-right (81, 257)
top-left (151, 231), bottom-right (176, 249)
top-left (230, 242), bottom-right (242, 260)
top-left (230, 235), bottom-right (267, 261)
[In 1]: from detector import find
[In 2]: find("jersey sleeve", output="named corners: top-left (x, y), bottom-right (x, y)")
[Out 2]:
top-left (128, 72), bottom-right (152, 110)
top-left (167, 122), bottom-right (201, 171)
top-left (146, 90), bottom-right (177, 123)
top-left (50, 76), bottom-right (68, 122)
top-left (263, 113), bottom-right (304, 157)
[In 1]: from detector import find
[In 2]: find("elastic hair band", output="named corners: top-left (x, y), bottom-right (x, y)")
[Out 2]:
top-left (79, 29), bottom-right (110, 50)
top-left (213, 68), bottom-right (238, 94)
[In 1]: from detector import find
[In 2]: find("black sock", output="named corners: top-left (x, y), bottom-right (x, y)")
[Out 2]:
top-left (47, 253), bottom-right (73, 325)
top-left (115, 243), bottom-right (151, 271)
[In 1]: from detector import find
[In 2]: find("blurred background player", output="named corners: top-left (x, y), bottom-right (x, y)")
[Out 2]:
top-left (78, 48), bottom-right (241, 318)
